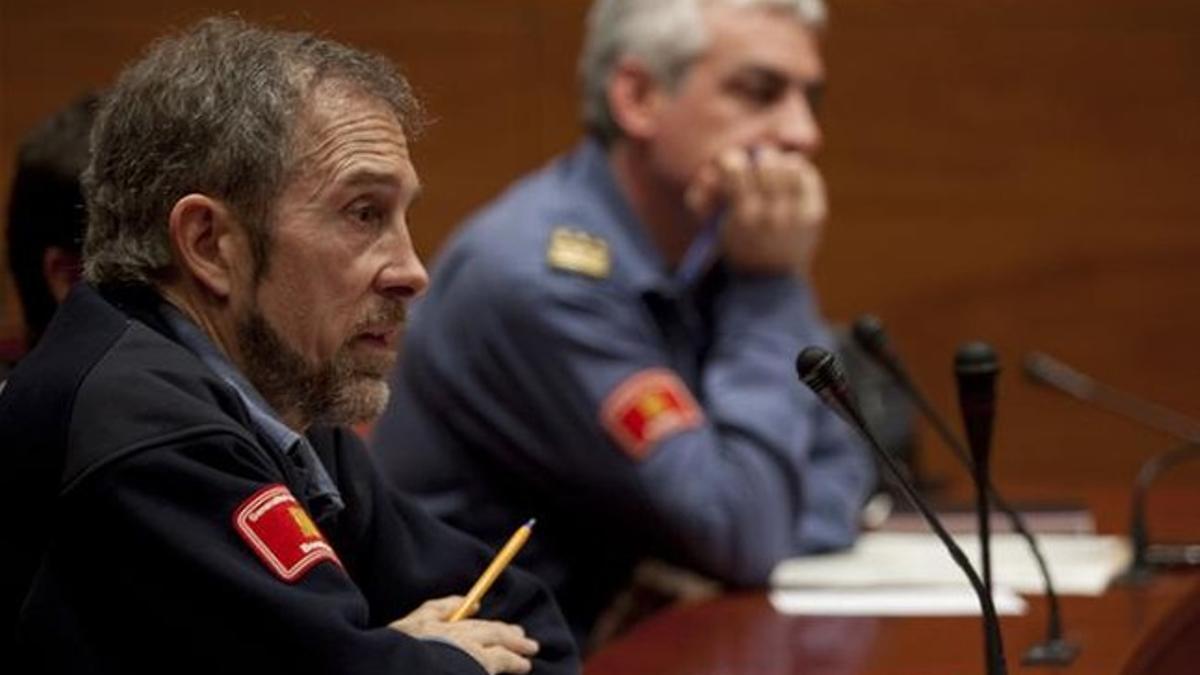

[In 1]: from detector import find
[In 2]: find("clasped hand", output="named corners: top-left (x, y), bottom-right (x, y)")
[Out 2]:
top-left (391, 596), bottom-right (540, 674)
top-left (687, 145), bottom-right (828, 277)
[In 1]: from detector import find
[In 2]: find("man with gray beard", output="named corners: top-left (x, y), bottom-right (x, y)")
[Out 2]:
top-left (0, 18), bottom-right (577, 675)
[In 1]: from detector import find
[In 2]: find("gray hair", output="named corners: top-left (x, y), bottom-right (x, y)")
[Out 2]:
top-left (83, 16), bottom-right (426, 286)
top-left (579, 0), bottom-right (826, 143)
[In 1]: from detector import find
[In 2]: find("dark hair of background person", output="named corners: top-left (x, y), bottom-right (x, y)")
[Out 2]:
top-left (5, 92), bottom-right (100, 349)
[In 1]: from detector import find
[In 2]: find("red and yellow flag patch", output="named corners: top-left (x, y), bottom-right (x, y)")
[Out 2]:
top-left (601, 368), bottom-right (703, 460)
top-left (233, 484), bottom-right (342, 582)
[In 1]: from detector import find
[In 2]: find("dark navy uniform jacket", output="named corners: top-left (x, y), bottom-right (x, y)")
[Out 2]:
top-left (1, 284), bottom-right (578, 674)
top-left (371, 139), bottom-right (875, 641)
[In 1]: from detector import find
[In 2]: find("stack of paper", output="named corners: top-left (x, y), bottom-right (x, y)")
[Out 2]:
top-left (767, 532), bottom-right (1130, 617)
top-left (769, 586), bottom-right (1028, 617)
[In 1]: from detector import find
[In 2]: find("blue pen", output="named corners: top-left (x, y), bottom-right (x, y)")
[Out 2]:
top-left (675, 147), bottom-right (761, 286)
top-left (674, 208), bottom-right (722, 287)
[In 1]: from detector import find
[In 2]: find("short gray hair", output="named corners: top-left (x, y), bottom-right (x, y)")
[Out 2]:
top-left (579, 0), bottom-right (826, 143)
top-left (83, 17), bottom-right (426, 286)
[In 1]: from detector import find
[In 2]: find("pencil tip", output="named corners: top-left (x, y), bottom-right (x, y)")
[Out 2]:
top-left (525, 518), bottom-right (537, 528)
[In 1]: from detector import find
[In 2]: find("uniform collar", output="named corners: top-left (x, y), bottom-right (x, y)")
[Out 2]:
top-left (564, 137), bottom-right (684, 296)
top-left (158, 301), bottom-right (345, 519)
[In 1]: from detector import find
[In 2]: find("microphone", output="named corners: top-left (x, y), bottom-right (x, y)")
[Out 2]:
top-left (853, 315), bottom-right (972, 478)
top-left (1024, 351), bottom-right (1200, 583)
top-left (853, 317), bottom-right (1078, 665)
top-left (849, 315), bottom-right (945, 493)
top-left (954, 342), bottom-right (1000, 667)
top-left (1119, 442), bottom-right (1200, 584)
top-left (1023, 351), bottom-right (1200, 442)
top-left (796, 346), bottom-right (1008, 675)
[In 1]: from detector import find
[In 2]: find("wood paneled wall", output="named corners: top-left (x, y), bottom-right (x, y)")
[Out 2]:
top-left (4, 0), bottom-right (1199, 495)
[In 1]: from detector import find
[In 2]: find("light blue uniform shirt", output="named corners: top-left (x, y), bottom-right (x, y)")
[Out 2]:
top-left (372, 138), bottom-right (874, 640)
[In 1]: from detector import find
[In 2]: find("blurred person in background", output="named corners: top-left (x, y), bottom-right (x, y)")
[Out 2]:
top-left (372, 0), bottom-right (874, 647)
top-left (2, 93), bottom-right (98, 375)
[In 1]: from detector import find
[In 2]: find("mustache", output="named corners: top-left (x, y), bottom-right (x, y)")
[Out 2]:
top-left (354, 301), bottom-right (408, 332)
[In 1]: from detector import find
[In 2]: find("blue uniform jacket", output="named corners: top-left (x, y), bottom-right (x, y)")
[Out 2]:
top-left (372, 139), bottom-right (875, 640)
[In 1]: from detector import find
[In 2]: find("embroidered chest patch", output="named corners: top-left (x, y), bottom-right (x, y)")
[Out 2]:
top-left (546, 226), bottom-right (611, 279)
top-left (233, 484), bottom-right (342, 582)
top-left (601, 368), bottom-right (704, 460)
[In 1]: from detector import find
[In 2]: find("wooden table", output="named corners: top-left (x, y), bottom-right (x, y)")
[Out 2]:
top-left (586, 485), bottom-right (1200, 675)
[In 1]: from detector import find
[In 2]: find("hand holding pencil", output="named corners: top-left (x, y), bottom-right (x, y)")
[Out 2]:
top-left (387, 519), bottom-right (539, 674)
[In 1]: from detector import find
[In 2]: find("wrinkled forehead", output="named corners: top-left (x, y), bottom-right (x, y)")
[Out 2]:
top-left (282, 80), bottom-right (414, 186)
top-left (292, 79), bottom-right (409, 150)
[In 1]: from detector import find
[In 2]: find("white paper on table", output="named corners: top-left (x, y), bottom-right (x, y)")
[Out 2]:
top-left (770, 532), bottom-right (1130, 597)
top-left (768, 585), bottom-right (1028, 616)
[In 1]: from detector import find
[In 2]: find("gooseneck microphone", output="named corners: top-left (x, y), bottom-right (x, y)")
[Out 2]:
top-left (852, 317), bottom-right (1077, 666)
top-left (796, 346), bottom-right (1008, 675)
top-left (1121, 442), bottom-right (1200, 584)
top-left (852, 315), bottom-right (962, 482)
top-left (1023, 351), bottom-right (1200, 442)
top-left (954, 342), bottom-right (1000, 667)
top-left (1024, 351), bottom-right (1200, 583)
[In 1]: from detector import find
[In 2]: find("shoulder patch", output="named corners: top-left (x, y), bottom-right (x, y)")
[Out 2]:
top-left (601, 368), bottom-right (703, 461)
top-left (546, 226), bottom-right (610, 279)
top-left (233, 484), bottom-right (342, 582)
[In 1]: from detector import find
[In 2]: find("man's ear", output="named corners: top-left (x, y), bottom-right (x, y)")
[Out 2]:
top-left (607, 57), bottom-right (670, 141)
top-left (167, 194), bottom-right (244, 299)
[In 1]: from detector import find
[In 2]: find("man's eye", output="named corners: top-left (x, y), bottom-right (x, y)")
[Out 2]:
top-left (731, 78), bottom-right (784, 106)
top-left (349, 202), bottom-right (385, 227)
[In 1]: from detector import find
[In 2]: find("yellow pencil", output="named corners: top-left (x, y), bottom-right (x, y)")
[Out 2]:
top-left (448, 518), bottom-right (536, 622)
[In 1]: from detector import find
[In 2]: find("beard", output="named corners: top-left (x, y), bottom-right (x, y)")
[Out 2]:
top-left (235, 302), bottom-right (405, 428)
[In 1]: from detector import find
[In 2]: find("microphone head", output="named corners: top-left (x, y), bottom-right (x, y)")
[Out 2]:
top-left (955, 342), bottom-right (999, 464)
top-left (851, 314), bottom-right (889, 356)
top-left (1024, 351), bottom-right (1064, 385)
top-left (955, 341), bottom-right (999, 376)
top-left (795, 345), bottom-right (841, 393)
top-left (796, 345), bottom-right (871, 437)
top-left (1023, 352), bottom-right (1049, 380)
top-left (1021, 351), bottom-right (1099, 401)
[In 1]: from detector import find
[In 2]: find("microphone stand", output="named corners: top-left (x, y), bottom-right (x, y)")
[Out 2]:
top-left (1023, 351), bottom-right (1200, 584)
top-left (854, 317), bottom-right (1078, 665)
top-left (1117, 442), bottom-right (1200, 585)
top-left (797, 346), bottom-right (1008, 675)
top-left (955, 343), bottom-right (1001, 672)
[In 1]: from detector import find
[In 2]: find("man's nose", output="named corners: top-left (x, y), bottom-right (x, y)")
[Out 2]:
top-left (771, 88), bottom-right (823, 156)
top-left (376, 222), bottom-right (429, 301)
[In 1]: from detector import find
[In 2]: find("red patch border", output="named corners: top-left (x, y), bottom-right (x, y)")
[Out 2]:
top-left (600, 368), bottom-right (703, 460)
top-left (233, 484), bottom-right (342, 583)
